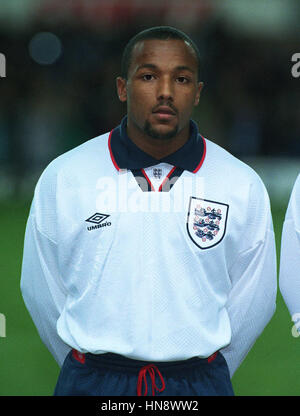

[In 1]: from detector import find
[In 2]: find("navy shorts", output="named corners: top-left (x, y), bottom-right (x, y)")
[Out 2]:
top-left (54, 349), bottom-right (234, 396)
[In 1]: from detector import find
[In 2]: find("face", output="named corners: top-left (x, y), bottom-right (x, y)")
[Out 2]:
top-left (117, 39), bottom-right (203, 141)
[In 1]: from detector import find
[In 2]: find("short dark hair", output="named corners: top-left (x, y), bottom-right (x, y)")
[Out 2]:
top-left (121, 26), bottom-right (201, 80)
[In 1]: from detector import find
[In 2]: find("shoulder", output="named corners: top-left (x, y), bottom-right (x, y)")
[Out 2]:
top-left (31, 131), bottom-right (112, 237)
top-left (45, 131), bottom-right (111, 174)
top-left (36, 131), bottom-right (111, 191)
top-left (285, 173), bottom-right (300, 222)
top-left (290, 173), bottom-right (300, 197)
top-left (203, 137), bottom-right (267, 191)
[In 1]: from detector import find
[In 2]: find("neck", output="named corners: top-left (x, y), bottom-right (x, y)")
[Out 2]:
top-left (126, 122), bottom-right (190, 160)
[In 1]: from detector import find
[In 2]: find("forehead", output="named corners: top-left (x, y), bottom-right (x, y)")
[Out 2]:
top-left (128, 39), bottom-right (198, 75)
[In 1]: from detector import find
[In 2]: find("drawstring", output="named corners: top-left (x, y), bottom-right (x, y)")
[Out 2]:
top-left (137, 364), bottom-right (166, 396)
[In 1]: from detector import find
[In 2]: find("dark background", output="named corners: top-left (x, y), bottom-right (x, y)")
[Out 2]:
top-left (1, 0), bottom-right (300, 396)
top-left (0, 0), bottom-right (300, 195)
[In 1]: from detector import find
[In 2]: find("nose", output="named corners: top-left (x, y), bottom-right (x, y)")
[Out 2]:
top-left (157, 76), bottom-right (173, 101)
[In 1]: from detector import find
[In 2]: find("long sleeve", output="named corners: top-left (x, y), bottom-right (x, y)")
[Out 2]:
top-left (279, 174), bottom-right (300, 331)
top-left (220, 179), bottom-right (277, 377)
top-left (20, 167), bottom-right (71, 367)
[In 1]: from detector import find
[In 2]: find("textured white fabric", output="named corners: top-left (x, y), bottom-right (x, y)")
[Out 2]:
top-left (20, 132), bottom-right (277, 376)
top-left (279, 174), bottom-right (300, 328)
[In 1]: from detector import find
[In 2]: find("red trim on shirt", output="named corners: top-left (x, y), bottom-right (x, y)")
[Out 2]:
top-left (158, 166), bottom-right (177, 192)
top-left (193, 135), bottom-right (206, 173)
top-left (141, 169), bottom-right (155, 192)
top-left (108, 129), bottom-right (120, 171)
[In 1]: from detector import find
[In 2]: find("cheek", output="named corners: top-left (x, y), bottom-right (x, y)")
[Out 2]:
top-left (134, 86), bottom-right (153, 103)
top-left (177, 91), bottom-right (198, 113)
top-left (128, 87), bottom-right (153, 114)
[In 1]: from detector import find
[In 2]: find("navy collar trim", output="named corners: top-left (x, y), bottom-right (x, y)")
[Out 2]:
top-left (108, 116), bottom-right (206, 173)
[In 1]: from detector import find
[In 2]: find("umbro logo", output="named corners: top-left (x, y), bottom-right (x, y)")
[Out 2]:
top-left (86, 213), bottom-right (109, 224)
top-left (86, 213), bottom-right (111, 231)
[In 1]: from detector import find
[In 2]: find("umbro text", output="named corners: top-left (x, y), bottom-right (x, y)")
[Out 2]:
top-left (87, 221), bottom-right (111, 231)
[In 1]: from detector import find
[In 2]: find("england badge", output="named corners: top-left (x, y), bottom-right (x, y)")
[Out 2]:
top-left (187, 197), bottom-right (229, 249)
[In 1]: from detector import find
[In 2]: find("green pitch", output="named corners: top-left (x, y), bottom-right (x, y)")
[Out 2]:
top-left (0, 200), bottom-right (297, 396)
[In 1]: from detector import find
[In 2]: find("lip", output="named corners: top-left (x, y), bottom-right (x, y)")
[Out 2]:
top-left (153, 106), bottom-right (176, 116)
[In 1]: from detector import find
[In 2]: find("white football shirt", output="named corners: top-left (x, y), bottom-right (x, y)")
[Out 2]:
top-left (20, 117), bottom-right (277, 377)
top-left (279, 173), bottom-right (300, 331)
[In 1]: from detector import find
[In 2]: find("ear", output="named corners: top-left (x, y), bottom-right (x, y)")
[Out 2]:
top-left (116, 77), bottom-right (127, 102)
top-left (194, 81), bottom-right (204, 106)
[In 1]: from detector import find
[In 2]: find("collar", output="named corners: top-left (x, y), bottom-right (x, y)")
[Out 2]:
top-left (108, 115), bottom-right (206, 173)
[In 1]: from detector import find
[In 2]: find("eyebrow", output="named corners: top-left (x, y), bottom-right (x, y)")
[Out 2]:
top-left (135, 63), bottom-right (195, 74)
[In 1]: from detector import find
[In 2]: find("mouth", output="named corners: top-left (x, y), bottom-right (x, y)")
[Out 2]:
top-left (153, 106), bottom-right (176, 116)
top-left (152, 106), bottom-right (177, 121)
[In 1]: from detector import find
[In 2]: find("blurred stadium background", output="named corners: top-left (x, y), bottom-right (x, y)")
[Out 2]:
top-left (1, 0), bottom-right (300, 396)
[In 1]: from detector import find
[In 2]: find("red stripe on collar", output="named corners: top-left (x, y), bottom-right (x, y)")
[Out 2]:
top-left (193, 135), bottom-right (206, 174)
top-left (108, 129), bottom-right (120, 171)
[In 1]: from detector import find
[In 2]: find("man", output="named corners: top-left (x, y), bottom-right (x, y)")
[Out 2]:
top-left (279, 174), bottom-right (300, 335)
top-left (21, 26), bottom-right (277, 396)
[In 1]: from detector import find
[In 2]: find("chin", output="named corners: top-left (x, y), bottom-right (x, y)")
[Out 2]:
top-left (143, 121), bottom-right (179, 140)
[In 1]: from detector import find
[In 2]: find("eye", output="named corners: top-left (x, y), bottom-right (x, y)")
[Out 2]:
top-left (176, 76), bottom-right (189, 84)
top-left (142, 74), bottom-right (155, 81)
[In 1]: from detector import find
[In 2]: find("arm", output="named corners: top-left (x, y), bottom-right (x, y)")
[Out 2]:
top-left (20, 169), bottom-right (71, 367)
top-left (279, 174), bottom-right (300, 332)
top-left (221, 179), bottom-right (277, 377)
